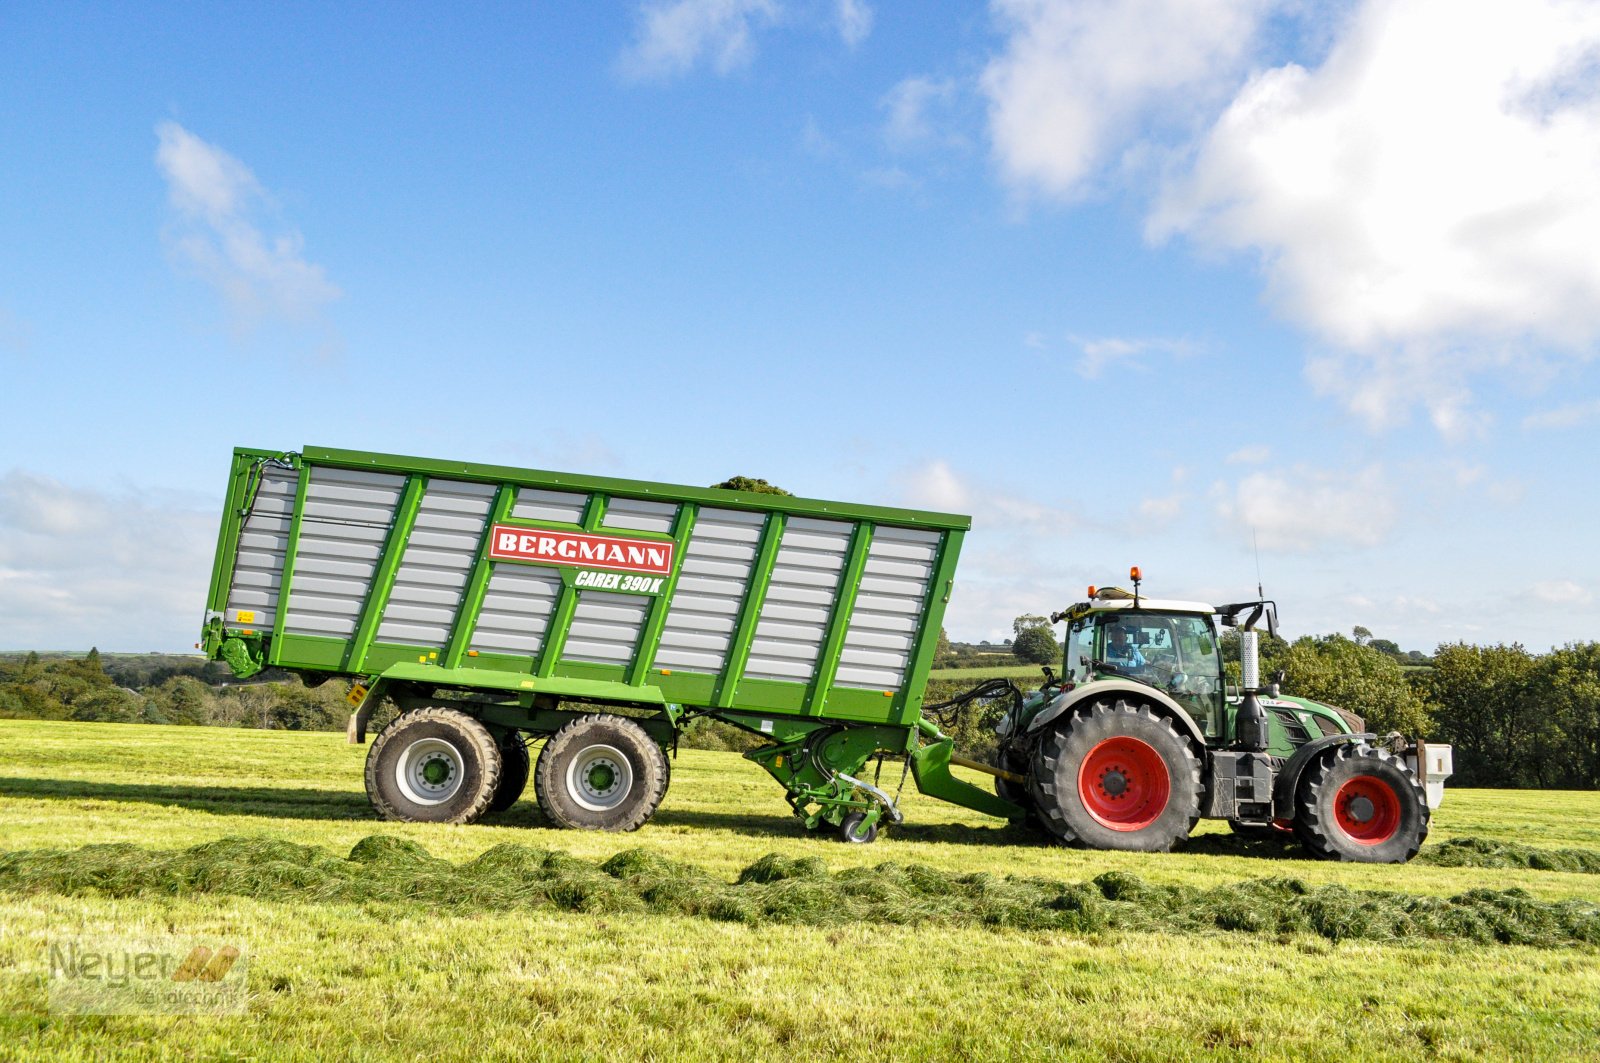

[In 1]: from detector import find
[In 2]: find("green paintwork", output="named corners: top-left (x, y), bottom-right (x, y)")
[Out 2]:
top-left (628, 503), bottom-right (698, 685)
top-left (267, 464), bottom-right (310, 653)
top-left (346, 476), bottom-right (426, 674)
top-left (909, 734), bottom-right (1025, 820)
top-left (202, 444), bottom-right (996, 832)
top-left (806, 523), bottom-right (873, 716)
top-left (714, 511), bottom-right (785, 709)
top-left (442, 484), bottom-right (516, 669)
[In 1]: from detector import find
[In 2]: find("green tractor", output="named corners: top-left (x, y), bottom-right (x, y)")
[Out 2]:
top-left (992, 570), bottom-right (1452, 863)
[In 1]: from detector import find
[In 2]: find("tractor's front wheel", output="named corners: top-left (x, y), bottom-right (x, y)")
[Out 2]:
top-left (533, 714), bottom-right (669, 831)
top-left (1030, 699), bottom-right (1202, 852)
top-left (1294, 743), bottom-right (1428, 863)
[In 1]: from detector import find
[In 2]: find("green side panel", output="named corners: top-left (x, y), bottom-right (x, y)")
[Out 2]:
top-left (442, 484), bottom-right (517, 669)
top-left (538, 494), bottom-right (609, 676)
top-left (266, 464), bottom-right (311, 663)
top-left (204, 450), bottom-right (267, 616)
top-left (895, 527), bottom-right (965, 722)
top-left (376, 662), bottom-right (666, 704)
top-left (345, 475), bottom-right (426, 674)
top-left (628, 503), bottom-right (699, 685)
top-left (715, 511), bottom-right (787, 709)
top-left (730, 677), bottom-right (809, 714)
top-left (807, 522), bottom-right (874, 715)
top-left (274, 633), bottom-right (347, 670)
top-left (821, 687), bottom-right (905, 723)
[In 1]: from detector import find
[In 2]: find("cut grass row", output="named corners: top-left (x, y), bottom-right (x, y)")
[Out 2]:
top-left (4, 832), bottom-right (1597, 947)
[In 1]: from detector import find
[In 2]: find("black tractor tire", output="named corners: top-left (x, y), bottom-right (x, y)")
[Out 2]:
top-left (533, 714), bottom-right (669, 831)
top-left (1293, 743), bottom-right (1428, 863)
top-left (489, 730), bottom-right (531, 812)
top-left (1029, 699), bottom-right (1203, 852)
top-left (365, 707), bottom-right (502, 824)
top-left (839, 812), bottom-right (879, 844)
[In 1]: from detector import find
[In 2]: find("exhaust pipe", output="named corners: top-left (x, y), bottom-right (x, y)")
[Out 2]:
top-left (1235, 629), bottom-right (1270, 752)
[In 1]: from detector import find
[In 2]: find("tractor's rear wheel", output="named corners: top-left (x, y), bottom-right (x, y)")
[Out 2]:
top-left (489, 730), bottom-right (531, 812)
top-left (1293, 743), bottom-right (1428, 863)
top-left (1030, 699), bottom-right (1202, 852)
top-left (533, 714), bottom-right (669, 831)
top-left (365, 707), bottom-right (502, 824)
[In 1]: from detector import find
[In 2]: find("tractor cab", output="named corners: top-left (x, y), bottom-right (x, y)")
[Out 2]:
top-left (1061, 595), bottom-right (1225, 739)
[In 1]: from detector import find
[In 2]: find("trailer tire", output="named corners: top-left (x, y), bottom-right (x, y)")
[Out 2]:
top-left (489, 731), bottom-right (531, 812)
top-left (533, 714), bottom-right (668, 832)
top-left (839, 812), bottom-right (879, 844)
top-left (365, 707), bottom-right (502, 824)
top-left (1030, 699), bottom-right (1202, 852)
top-left (1293, 743), bottom-right (1427, 863)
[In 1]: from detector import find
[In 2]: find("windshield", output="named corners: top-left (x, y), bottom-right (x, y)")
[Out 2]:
top-left (1098, 611), bottom-right (1223, 735)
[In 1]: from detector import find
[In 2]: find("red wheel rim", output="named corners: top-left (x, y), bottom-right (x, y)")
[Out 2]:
top-left (1333, 775), bottom-right (1401, 845)
top-left (1076, 736), bottom-right (1171, 831)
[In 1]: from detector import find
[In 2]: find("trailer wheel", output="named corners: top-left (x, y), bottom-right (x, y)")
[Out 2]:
top-left (839, 812), bottom-right (878, 844)
top-left (533, 714), bottom-right (669, 831)
top-left (1030, 699), bottom-right (1202, 852)
top-left (365, 707), bottom-right (502, 824)
top-left (1293, 743), bottom-right (1427, 863)
top-left (489, 731), bottom-right (531, 813)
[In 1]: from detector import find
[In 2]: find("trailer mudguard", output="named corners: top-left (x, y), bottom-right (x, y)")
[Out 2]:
top-left (1270, 732), bottom-right (1375, 818)
top-left (1024, 680), bottom-right (1208, 752)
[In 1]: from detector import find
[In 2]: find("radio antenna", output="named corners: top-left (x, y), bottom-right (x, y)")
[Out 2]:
top-left (1252, 528), bottom-right (1264, 600)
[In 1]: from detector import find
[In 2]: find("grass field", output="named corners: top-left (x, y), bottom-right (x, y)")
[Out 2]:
top-left (1, 719), bottom-right (1597, 1060)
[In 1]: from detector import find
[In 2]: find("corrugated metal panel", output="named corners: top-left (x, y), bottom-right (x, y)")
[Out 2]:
top-left (374, 479), bottom-right (495, 648)
top-left (834, 526), bottom-right (942, 690)
top-left (283, 468), bottom-right (405, 639)
top-left (604, 497), bottom-right (679, 534)
top-left (743, 516), bottom-right (851, 683)
top-left (224, 466), bottom-right (298, 627)
top-left (470, 566), bottom-right (563, 656)
top-left (513, 487), bottom-right (588, 524)
top-left (564, 592), bottom-right (651, 665)
top-left (654, 508), bottom-right (763, 674)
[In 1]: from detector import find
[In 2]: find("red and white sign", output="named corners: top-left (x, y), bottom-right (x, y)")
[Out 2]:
top-left (487, 525), bottom-right (675, 575)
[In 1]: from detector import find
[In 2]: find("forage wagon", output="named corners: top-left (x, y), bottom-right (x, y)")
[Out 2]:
top-left (202, 446), bottom-right (1451, 861)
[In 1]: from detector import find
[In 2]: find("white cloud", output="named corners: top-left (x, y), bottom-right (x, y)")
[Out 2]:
top-left (1523, 398), bottom-right (1600, 431)
top-left (1216, 463), bottom-right (1397, 553)
top-left (1226, 444), bottom-right (1271, 465)
top-left (1153, 0), bottom-right (1600, 431)
top-left (981, 0), bottom-right (1273, 199)
top-left (836, 0), bottom-right (873, 47)
top-left (1532, 580), bottom-right (1593, 606)
top-left (155, 122), bottom-right (340, 330)
top-left (618, 0), bottom-right (780, 80)
top-left (1071, 334), bottom-right (1193, 378)
top-left (0, 471), bottom-right (216, 651)
top-left (882, 76), bottom-right (960, 149)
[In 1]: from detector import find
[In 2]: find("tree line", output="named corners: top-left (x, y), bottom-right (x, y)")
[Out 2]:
top-left (5, 630), bottom-right (1599, 789)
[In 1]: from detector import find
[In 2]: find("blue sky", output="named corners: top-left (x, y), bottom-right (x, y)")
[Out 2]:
top-left (2, 0), bottom-right (1598, 654)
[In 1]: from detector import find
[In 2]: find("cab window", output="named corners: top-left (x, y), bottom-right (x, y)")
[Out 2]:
top-left (1065, 617), bottom-right (1096, 684)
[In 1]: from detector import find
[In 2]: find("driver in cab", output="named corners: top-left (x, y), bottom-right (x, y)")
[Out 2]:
top-left (1106, 628), bottom-right (1146, 670)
